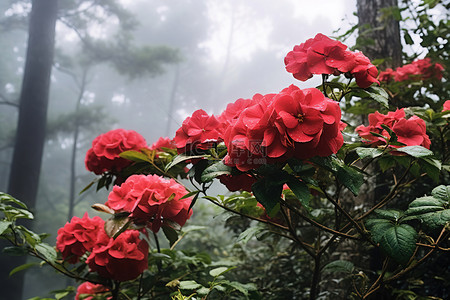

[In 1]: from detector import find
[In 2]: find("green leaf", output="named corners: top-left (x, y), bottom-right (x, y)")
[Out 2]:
top-left (252, 177), bottom-right (283, 214)
top-left (374, 209), bottom-right (403, 221)
top-left (9, 262), bottom-right (38, 276)
top-left (209, 266), bottom-right (235, 277)
top-left (420, 210), bottom-right (450, 230)
top-left (162, 225), bottom-right (179, 247)
top-left (379, 224), bottom-right (417, 265)
top-left (119, 150), bottom-right (151, 162)
top-left (336, 164), bottom-right (364, 196)
top-left (403, 31), bottom-right (414, 45)
top-left (35, 243), bottom-right (57, 263)
top-left (322, 260), bottom-right (354, 273)
top-left (365, 218), bottom-right (394, 244)
top-left (224, 281), bottom-right (257, 296)
top-left (396, 146), bottom-right (434, 157)
top-left (361, 86), bottom-right (389, 107)
top-left (104, 214), bottom-right (131, 238)
top-left (165, 154), bottom-right (207, 171)
top-left (356, 147), bottom-right (384, 159)
top-left (405, 196), bottom-right (445, 216)
top-left (0, 220), bottom-right (12, 235)
top-left (237, 226), bottom-right (265, 245)
top-left (286, 177), bottom-right (310, 208)
top-left (200, 160), bottom-right (232, 182)
top-left (2, 246), bottom-right (28, 256)
top-left (0, 193), bottom-right (28, 209)
top-left (179, 280), bottom-right (203, 290)
top-left (431, 185), bottom-right (450, 202)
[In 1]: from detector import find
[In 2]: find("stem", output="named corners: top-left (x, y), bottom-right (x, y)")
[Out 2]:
top-left (111, 281), bottom-right (120, 300)
top-left (309, 255), bottom-right (322, 300)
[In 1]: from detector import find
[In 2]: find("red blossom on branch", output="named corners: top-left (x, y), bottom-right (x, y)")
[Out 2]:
top-left (105, 174), bottom-right (193, 232)
top-left (284, 33), bottom-right (379, 88)
top-left (86, 229), bottom-right (148, 282)
top-left (56, 213), bottom-right (104, 264)
top-left (174, 109), bottom-right (223, 154)
top-left (75, 282), bottom-right (110, 300)
top-left (85, 129), bottom-right (148, 175)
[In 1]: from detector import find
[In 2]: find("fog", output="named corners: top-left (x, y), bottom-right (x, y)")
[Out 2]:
top-left (0, 0), bottom-right (357, 298)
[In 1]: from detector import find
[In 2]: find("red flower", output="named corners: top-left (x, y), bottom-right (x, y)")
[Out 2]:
top-left (356, 109), bottom-right (431, 149)
top-left (285, 34), bottom-right (379, 88)
top-left (350, 52), bottom-right (380, 88)
top-left (274, 85), bottom-right (343, 159)
top-left (384, 58), bottom-right (445, 82)
top-left (378, 68), bottom-right (395, 82)
top-left (106, 174), bottom-right (193, 232)
top-left (150, 137), bottom-right (176, 151)
top-left (85, 129), bottom-right (148, 175)
top-left (75, 282), bottom-right (110, 300)
top-left (218, 173), bottom-right (256, 192)
top-left (174, 109), bottom-right (223, 153)
top-left (86, 230), bottom-right (148, 282)
top-left (56, 213), bottom-right (104, 264)
top-left (223, 85), bottom-right (344, 170)
top-left (443, 100), bottom-right (450, 112)
top-left (218, 97), bottom-right (256, 127)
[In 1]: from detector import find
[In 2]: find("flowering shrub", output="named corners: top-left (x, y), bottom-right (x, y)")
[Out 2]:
top-left (379, 58), bottom-right (444, 82)
top-left (1, 30), bottom-right (449, 300)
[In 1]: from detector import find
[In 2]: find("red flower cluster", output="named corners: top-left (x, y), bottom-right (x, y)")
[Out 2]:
top-left (443, 100), bottom-right (450, 112)
top-left (86, 229), bottom-right (149, 282)
top-left (284, 33), bottom-right (379, 88)
top-left (356, 109), bottom-right (431, 149)
top-left (85, 129), bottom-right (148, 175)
top-left (378, 58), bottom-right (444, 82)
top-left (75, 282), bottom-right (110, 300)
top-left (105, 174), bottom-right (193, 232)
top-left (174, 109), bottom-right (223, 154)
top-left (218, 173), bottom-right (256, 192)
top-left (150, 136), bottom-right (176, 151)
top-left (222, 85), bottom-right (343, 171)
top-left (56, 213), bottom-right (104, 264)
top-left (56, 214), bottom-right (149, 282)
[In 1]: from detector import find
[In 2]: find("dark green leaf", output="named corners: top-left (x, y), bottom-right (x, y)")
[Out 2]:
top-left (379, 224), bottom-right (417, 265)
top-left (374, 209), bottom-right (403, 221)
top-left (396, 146), bottom-right (433, 157)
top-left (356, 147), bottom-right (384, 159)
top-left (179, 280), bottom-right (203, 290)
top-left (162, 225), bottom-right (179, 247)
top-left (119, 150), bottom-right (151, 162)
top-left (210, 266), bottom-right (235, 277)
top-left (9, 262), bottom-right (38, 276)
top-left (35, 243), bottom-right (57, 263)
top-left (365, 218), bottom-right (394, 244)
top-left (252, 177), bottom-right (283, 214)
top-left (2, 246), bottom-right (28, 256)
top-left (322, 260), bottom-right (354, 273)
top-left (165, 154), bottom-right (207, 171)
top-left (420, 210), bottom-right (450, 230)
top-left (336, 164), bottom-right (364, 196)
top-left (431, 185), bottom-right (450, 202)
top-left (201, 160), bottom-right (232, 182)
top-left (286, 177), bottom-right (310, 207)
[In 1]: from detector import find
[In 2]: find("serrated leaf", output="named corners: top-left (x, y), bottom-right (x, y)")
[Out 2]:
top-left (420, 210), bottom-right (450, 230)
top-left (379, 224), bottom-right (417, 265)
top-left (322, 260), bottom-right (354, 273)
top-left (431, 185), bottom-right (450, 202)
top-left (356, 147), bottom-right (384, 159)
top-left (9, 262), bottom-right (38, 276)
top-left (365, 218), bottom-right (394, 244)
top-left (362, 87), bottom-right (389, 107)
top-left (405, 196), bottom-right (445, 216)
top-left (374, 209), bottom-right (404, 221)
top-left (286, 177), bottom-right (310, 208)
top-left (201, 160), bottom-right (232, 182)
top-left (396, 146), bottom-right (434, 157)
top-left (237, 226), bottom-right (264, 245)
top-left (336, 164), bottom-right (364, 196)
top-left (252, 177), bottom-right (284, 214)
top-left (179, 280), bottom-right (203, 290)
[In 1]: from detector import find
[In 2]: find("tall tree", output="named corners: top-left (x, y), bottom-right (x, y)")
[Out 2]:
top-left (1, 2), bottom-right (58, 299)
top-left (357, 0), bottom-right (402, 68)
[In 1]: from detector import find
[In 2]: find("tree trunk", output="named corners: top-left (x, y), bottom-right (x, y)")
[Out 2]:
top-left (357, 0), bottom-right (402, 68)
top-left (1, 1), bottom-right (58, 299)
